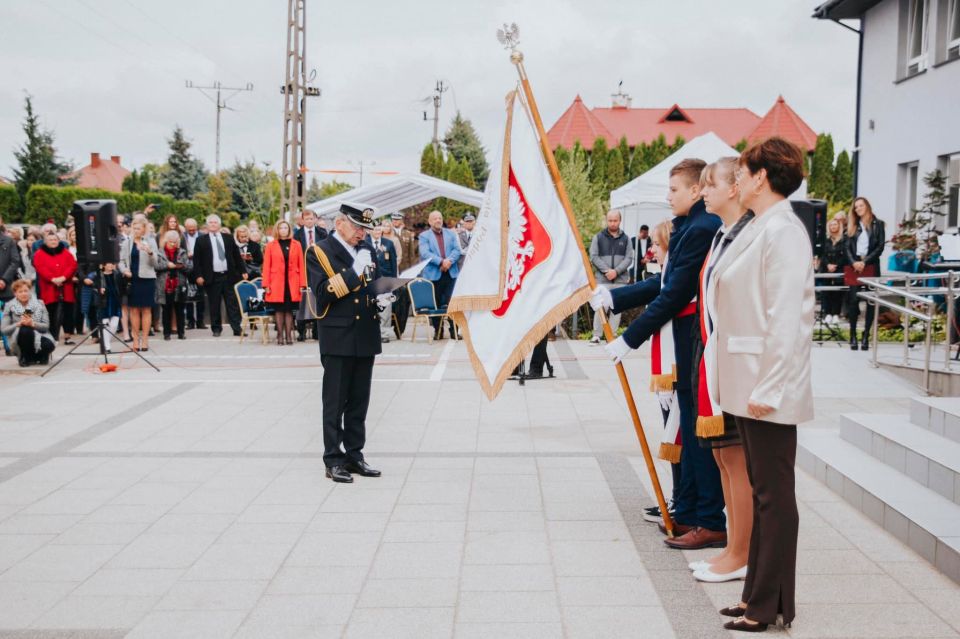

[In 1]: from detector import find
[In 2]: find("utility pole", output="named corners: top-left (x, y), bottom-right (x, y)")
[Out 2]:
top-left (185, 80), bottom-right (254, 173)
top-left (280, 0), bottom-right (321, 221)
top-left (422, 80), bottom-right (448, 153)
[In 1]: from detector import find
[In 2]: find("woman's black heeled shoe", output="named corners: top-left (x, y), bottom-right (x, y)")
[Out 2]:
top-left (724, 618), bottom-right (769, 632)
top-left (719, 605), bottom-right (747, 618)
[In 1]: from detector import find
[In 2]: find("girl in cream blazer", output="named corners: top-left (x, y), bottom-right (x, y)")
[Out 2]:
top-left (705, 197), bottom-right (815, 426)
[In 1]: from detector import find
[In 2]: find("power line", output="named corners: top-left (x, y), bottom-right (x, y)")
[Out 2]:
top-left (185, 81), bottom-right (255, 173)
top-left (119, 0), bottom-right (248, 82)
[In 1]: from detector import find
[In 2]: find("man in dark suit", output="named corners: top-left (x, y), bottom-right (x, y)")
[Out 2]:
top-left (293, 209), bottom-right (328, 341)
top-left (369, 224), bottom-right (397, 343)
top-left (631, 224), bottom-right (652, 282)
top-left (192, 214), bottom-right (246, 337)
top-left (592, 159), bottom-right (726, 551)
top-left (305, 203), bottom-right (383, 483)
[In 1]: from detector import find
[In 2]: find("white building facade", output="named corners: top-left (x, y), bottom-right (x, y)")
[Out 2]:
top-left (816, 0), bottom-right (960, 234)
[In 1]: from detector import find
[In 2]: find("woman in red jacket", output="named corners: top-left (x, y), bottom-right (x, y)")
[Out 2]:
top-left (32, 232), bottom-right (78, 342)
top-left (262, 220), bottom-right (306, 345)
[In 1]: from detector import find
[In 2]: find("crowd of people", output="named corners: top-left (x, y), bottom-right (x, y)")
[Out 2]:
top-left (0, 205), bottom-right (479, 366)
top-left (591, 137), bottom-right (815, 633)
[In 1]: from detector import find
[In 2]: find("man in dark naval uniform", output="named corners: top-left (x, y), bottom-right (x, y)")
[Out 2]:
top-left (305, 203), bottom-right (383, 483)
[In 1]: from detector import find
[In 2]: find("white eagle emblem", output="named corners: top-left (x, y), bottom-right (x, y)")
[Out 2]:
top-left (505, 184), bottom-right (535, 294)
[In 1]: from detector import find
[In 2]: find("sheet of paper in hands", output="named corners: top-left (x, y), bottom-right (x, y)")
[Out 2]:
top-left (368, 277), bottom-right (413, 295)
top-left (399, 260), bottom-right (429, 279)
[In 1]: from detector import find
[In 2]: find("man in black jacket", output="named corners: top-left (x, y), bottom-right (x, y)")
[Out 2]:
top-left (0, 217), bottom-right (21, 304)
top-left (306, 203), bottom-right (383, 483)
top-left (192, 214), bottom-right (246, 336)
top-left (293, 209), bottom-right (328, 341)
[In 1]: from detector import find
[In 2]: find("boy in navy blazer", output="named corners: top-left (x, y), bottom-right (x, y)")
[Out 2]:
top-left (592, 159), bottom-right (726, 550)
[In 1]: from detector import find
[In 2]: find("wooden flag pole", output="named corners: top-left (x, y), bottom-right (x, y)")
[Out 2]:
top-left (504, 39), bottom-right (675, 537)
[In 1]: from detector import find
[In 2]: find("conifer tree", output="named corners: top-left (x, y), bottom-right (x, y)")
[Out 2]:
top-left (832, 150), bottom-right (853, 205)
top-left (808, 133), bottom-right (835, 200)
top-left (605, 147), bottom-right (625, 194)
top-left (158, 126), bottom-right (207, 200)
top-left (12, 94), bottom-right (74, 204)
top-left (589, 137), bottom-right (609, 189)
top-left (443, 112), bottom-right (489, 189)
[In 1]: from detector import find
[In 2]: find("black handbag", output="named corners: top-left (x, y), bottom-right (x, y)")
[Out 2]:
top-left (247, 298), bottom-right (266, 313)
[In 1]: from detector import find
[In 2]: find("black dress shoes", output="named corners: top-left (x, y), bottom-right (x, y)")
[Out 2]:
top-left (344, 460), bottom-right (381, 477)
top-left (326, 465), bottom-right (353, 483)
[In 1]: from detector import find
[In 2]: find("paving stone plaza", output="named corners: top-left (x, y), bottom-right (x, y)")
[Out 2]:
top-left (1, 335), bottom-right (959, 638)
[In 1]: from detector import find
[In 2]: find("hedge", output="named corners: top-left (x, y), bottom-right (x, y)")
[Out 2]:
top-left (19, 185), bottom-right (203, 226)
top-left (0, 185), bottom-right (20, 219)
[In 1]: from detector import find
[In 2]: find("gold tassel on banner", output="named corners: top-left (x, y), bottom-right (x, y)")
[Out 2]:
top-left (649, 374), bottom-right (675, 392)
top-left (658, 442), bottom-right (682, 464)
top-left (696, 414), bottom-right (726, 438)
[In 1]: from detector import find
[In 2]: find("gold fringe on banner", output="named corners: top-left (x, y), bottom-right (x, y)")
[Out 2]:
top-left (649, 374), bottom-right (675, 392)
top-left (453, 285), bottom-right (592, 401)
top-left (696, 414), bottom-right (726, 438)
top-left (658, 442), bottom-right (681, 464)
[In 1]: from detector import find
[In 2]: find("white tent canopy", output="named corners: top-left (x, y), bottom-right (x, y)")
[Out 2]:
top-left (306, 173), bottom-right (483, 219)
top-left (609, 132), bottom-right (739, 236)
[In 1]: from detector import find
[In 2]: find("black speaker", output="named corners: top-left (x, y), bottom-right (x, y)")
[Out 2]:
top-left (71, 200), bottom-right (119, 265)
top-left (790, 199), bottom-right (828, 260)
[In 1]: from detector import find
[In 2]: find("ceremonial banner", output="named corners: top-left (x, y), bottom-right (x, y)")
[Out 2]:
top-left (449, 89), bottom-right (591, 399)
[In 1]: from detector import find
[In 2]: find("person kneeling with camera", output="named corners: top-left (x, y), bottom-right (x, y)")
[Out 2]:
top-left (1, 279), bottom-right (56, 367)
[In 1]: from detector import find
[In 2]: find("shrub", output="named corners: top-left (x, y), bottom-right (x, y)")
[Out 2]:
top-left (23, 185), bottom-right (203, 226)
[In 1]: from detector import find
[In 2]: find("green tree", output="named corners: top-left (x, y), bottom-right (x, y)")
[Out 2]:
top-left (12, 94), bottom-right (74, 208)
top-left (734, 138), bottom-right (749, 153)
top-left (305, 175), bottom-right (323, 204)
top-left (832, 150), bottom-right (853, 205)
top-left (122, 167), bottom-right (154, 193)
top-left (808, 133), bottom-right (835, 200)
top-left (669, 135), bottom-right (686, 154)
top-left (441, 158), bottom-right (477, 217)
top-left (197, 173), bottom-right (233, 216)
top-left (157, 126), bottom-right (207, 200)
top-left (617, 137), bottom-right (632, 173)
top-left (443, 112), bottom-right (489, 189)
top-left (420, 143), bottom-right (441, 177)
top-left (588, 137), bottom-right (608, 190)
top-left (644, 134), bottom-right (671, 170)
top-left (628, 141), bottom-right (648, 180)
top-left (225, 159), bottom-right (272, 218)
top-left (318, 179), bottom-right (352, 198)
top-left (559, 143), bottom-right (605, 243)
top-left (605, 147), bottom-right (625, 194)
top-left (553, 146), bottom-right (571, 168)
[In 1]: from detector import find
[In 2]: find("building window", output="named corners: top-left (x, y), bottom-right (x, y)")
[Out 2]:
top-left (946, 154), bottom-right (960, 229)
top-left (899, 161), bottom-right (920, 223)
top-left (948, 0), bottom-right (960, 61)
top-left (904, 0), bottom-right (930, 75)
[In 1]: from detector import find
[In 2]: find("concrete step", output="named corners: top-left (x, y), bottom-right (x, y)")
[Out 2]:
top-left (840, 413), bottom-right (960, 505)
top-left (910, 397), bottom-right (960, 443)
top-left (797, 428), bottom-right (960, 584)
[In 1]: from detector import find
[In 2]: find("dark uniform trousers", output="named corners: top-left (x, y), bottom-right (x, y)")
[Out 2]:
top-left (736, 415), bottom-right (798, 625)
top-left (306, 235), bottom-right (382, 471)
top-left (321, 354), bottom-right (374, 467)
top-left (205, 272), bottom-right (242, 333)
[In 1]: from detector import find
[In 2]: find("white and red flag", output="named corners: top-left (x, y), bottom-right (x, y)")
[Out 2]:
top-left (449, 90), bottom-right (591, 399)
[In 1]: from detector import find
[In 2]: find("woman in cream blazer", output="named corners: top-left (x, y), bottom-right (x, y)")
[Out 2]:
top-left (706, 137), bottom-right (813, 633)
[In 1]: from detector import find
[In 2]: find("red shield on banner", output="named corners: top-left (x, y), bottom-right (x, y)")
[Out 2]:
top-left (493, 166), bottom-right (552, 317)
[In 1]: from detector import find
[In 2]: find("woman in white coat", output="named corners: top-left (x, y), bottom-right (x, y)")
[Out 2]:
top-left (707, 137), bottom-right (813, 632)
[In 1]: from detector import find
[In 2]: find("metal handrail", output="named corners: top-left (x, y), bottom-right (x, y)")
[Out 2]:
top-left (855, 270), bottom-right (958, 395)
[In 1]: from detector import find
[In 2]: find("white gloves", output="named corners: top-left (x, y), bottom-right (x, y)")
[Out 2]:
top-left (589, 286), bottom-right (613, 312)
top-left (603, 335), bottom-right (633, 364)
top-left (375, 293), bottom-right (395, 309)
top-left (657, 391), bottom-right (673, 412)
top-left (353, 248), bottom-right (373, 276)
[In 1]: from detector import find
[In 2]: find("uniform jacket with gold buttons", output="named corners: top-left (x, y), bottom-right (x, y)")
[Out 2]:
top-left (305, 235), bottom-right (382, 358)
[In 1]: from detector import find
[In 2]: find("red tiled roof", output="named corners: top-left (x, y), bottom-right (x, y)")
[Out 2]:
top-left (747, 95), bottom-right (819, 152)
top-left (68, 153), bottom-right (130, 192)
top-left (545, 95), bottom-right (614, 151)
top-left (546, 95), bottom-right (819, 152)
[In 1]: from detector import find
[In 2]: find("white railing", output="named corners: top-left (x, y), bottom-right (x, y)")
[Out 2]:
top-left (857, 271), bottom-right (959, 394)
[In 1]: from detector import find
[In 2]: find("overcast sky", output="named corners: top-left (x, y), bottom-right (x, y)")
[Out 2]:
top-left (1, 0), bottom-right (858, 187)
